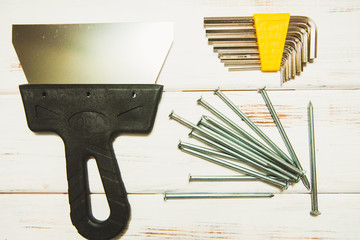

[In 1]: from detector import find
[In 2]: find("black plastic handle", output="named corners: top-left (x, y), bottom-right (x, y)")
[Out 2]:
top-left (19, 84), bottom-right (163, 239)
top-left (65, 140), bottom-right (130, 240)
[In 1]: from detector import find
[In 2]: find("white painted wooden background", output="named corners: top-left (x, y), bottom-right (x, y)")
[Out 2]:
top-left (1, 0), bottom-right (360, 239)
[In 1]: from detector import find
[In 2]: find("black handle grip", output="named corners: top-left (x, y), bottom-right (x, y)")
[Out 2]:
top-left (19, 84), bottom-right (163, 239)
top-left (65, 140), bottom-right (130, 240)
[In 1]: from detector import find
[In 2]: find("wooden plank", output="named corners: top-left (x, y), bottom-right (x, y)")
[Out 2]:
top-left (1, 1), bottom-right (359, 240)
top-left (0, 193), bottom-right (359, 239)
top-left (1, 0), bottom-right (360, 93)
top-left (0, 1), bottom-right (359, 239)
top-left (1, 89), bottom-right (359, 193)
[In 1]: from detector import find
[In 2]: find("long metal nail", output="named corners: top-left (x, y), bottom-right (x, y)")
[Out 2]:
top-left (202, 115), bottom-right (255, 145)
top-left (198, 117), bottom-right (270, 160)
top-left (179, 146), bottom-right (289, 189)
top-left (164, 192), bottom-right (274, 200)
top-left (213, 88), bottom-right (294, 165)
top-left (189, 174), bottom-right (258, 182)
top-left (170, 111), bottom-right (296, 181)
top-left (170, 111), bottom-right (267, 169)
top-left (179, 140), bottom-right (239, 161)
top-left (197, 96), bottom-right (267, 148)
top-left (169, 111), bottom-right (251, 161)
top-left (258, 87), bottom-right (310, 190)
top-left (188, 131), bottom-right (294, 181)
top-left (308, 101), bottom-right (321, 216)
top-left (201, 115), bottom-right (302, 176)
top-left (194, 124), bottom-right (299, 181)
top-left (169, 110), bottom-right (195, 128)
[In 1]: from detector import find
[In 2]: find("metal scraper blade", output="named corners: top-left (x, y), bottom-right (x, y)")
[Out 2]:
top-left (12, 22), bottom-right (173, 84)
top-left (12, 22), bottom-right (172, 240)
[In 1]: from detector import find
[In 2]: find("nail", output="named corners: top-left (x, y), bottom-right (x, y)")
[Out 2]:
top-left (198, 117), bottom-right (270, 160)
top-left (189, 174), bottom-right (258, 182)
top-left (197, 96), bottom-right (257, 144)
top-left (170, 112), bottom-right (296, 182)
top-left (308, 101), bottom-right (321, 216)
top-left (258, 87), bottom-right (310, 190)
top-left (164, 192), bottom-right (274, 200)
top-left (179, 145), bottom-right (289, 189)
top-left (169, 110), bottom-right (196, 129)
top-left (202, 115), bottom-right (302, 176)
top-left (213, 88), bottom-right (294, 165)
top-left (178, 140), bottom-right (238, 161)
top-left (195, 120), bottom-right (299, 181)
top-left (197, 97), bottom-right (297, 176)
top-left (188, 130), bottom-right (294, 182)
top-left (170, 111), bottom-right (265, 167)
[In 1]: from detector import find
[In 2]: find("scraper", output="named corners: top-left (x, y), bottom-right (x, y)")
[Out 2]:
top-left (12, 22), bottom-right (173, 240)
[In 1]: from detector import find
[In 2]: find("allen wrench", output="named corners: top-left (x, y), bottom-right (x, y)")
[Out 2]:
top-left (204, 14), bottom-right (317, 84)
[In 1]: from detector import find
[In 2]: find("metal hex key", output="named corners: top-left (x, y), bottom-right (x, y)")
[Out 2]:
top-left (204, 15), bottom-right (317, 84)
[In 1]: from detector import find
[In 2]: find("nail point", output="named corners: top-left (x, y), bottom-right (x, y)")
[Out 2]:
top-left (188, 129), bottom-right (195, 136)
top-left (197, 117), bottom-right (204, 126)
top-left (300, 173), bottom-right (311, 190)
top-left (284, 181), bottom-right (290, 190)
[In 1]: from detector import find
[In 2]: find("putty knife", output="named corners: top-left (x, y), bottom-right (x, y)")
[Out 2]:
top-left (12, 22), bottom-right (173, 240)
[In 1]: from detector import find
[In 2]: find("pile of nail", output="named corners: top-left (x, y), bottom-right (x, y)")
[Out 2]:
top-left (204, 16), bottom-right (317, 84)
top-left (167, 88), bottom-right (310, 200)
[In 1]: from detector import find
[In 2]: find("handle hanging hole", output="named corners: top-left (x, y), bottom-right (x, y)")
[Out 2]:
top-left (87, 158), bottom-right (110, 221)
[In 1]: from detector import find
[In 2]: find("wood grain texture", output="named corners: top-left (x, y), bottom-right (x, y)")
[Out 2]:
top-left (1, 0), bottom-right (360, 239)
top-left (1, 90), bottom-right (359, 194)
top-left (1, 0), bottom-right (360, 92)
top-left (0, 194), bottom-right (359, 240)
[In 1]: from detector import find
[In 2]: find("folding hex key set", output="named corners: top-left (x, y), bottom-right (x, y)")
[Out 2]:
top-left (167, 88), bottom-right (321, 216)
top-left (204, 14), bottom-right (317, 84)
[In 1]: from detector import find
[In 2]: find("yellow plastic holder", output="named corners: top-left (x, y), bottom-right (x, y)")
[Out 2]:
top-left (253, 13), bottom-right (290, 72)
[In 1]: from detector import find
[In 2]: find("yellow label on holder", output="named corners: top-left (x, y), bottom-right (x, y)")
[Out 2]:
top-left (253, 13), bottom-right (290, 72)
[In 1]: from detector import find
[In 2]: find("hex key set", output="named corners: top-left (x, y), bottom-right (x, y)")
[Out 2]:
top-left (204, 14), bottom-right (317, 84)
top-left (168, 89), bottom-right (320, 215)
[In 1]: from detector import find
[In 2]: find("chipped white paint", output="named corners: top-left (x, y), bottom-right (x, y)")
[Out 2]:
top-left (1, 0), bottom-right (360, 239)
